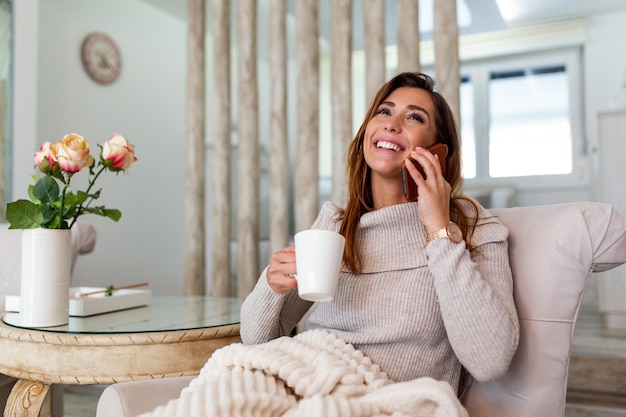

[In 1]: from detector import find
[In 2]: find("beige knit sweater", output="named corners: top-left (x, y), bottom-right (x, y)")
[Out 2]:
top-left (240, 201), bottom-right (519, 393)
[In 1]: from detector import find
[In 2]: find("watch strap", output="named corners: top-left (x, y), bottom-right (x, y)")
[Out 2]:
top-left (426, 227), bottom-right (449, 242)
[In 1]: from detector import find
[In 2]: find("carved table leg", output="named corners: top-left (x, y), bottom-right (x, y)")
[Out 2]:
top-left (4, 379), bottom-right (50, 417)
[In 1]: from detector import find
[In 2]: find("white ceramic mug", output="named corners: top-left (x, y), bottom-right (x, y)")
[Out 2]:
top-left (294, 229), bottom-right (345, 302)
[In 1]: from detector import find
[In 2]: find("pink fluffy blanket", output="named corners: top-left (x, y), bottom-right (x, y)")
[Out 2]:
top-left (140, 330), bottom-right (468, 417)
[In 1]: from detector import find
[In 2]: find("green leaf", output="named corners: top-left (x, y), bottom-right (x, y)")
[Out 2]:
top-left (27, 184), bottom-right (41, 204)
top-left (73, 191), bottom-right (90, 205)
top-left (81, 207), bottom-right (121, 222)
top-left (103, 208), bottom-right (122, 222)
top-left (39, 203), bottom-right (58, 225)
top-left (5, 200), bottom-right (43, 229)
top-left (32, 176), bottom-right (60, 204)
top-left (42, 214), bottom-right (65, 229)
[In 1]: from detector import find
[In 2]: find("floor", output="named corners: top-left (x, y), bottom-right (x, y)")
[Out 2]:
top-left (63, 385), bottom-right (105, 417)
top-left (62, 307), bottom-right (626, 417)
top-left (565, 306), bottom-right (626, 416)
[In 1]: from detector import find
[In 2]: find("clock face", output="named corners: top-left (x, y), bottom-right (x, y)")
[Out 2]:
top-left (80, 33), bottom-right (121, 85)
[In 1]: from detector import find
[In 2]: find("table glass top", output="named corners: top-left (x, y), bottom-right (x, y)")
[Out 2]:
top-left (2, 296), bottom-right (242, 334)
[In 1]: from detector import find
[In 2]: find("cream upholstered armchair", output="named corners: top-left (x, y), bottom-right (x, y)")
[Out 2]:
top-left (0, 222), bottom-right (97, 416)
top-left (96, 202), bottom-right (626, 417)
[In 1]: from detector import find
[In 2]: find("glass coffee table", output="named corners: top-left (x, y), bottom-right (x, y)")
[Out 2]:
top-left (0, 296), bottom-right (242, 417)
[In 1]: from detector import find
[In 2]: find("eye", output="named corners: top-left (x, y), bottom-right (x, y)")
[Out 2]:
top-left (408, 112), bottom-right (425, 123)
top-left (375, 106), bottom-right (391, 116)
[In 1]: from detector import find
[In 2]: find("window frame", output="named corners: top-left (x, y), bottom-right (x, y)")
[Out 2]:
top-left (459, 46), bottom-right (587, 190)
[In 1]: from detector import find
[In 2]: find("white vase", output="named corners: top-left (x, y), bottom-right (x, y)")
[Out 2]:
top-left (19, 228), bottom-right (71, 327)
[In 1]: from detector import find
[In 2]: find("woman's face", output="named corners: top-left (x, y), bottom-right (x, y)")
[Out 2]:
top-left (363, 86), bottom-right (437, 179)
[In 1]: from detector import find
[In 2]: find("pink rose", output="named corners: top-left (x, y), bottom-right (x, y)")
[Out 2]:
top-left (53, 133), bottom-right (95, 173)
top-left (34, 141), bottom-right (57, 173)
top-left (101, 133), bottom-right (137, 171)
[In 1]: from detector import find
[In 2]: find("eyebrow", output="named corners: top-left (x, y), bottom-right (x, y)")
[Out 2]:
top-left (381, 100), bottom-right (430, 118)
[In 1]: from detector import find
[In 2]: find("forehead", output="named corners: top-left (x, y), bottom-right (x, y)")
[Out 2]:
top-left (383, 86), bottom-right (435, 111)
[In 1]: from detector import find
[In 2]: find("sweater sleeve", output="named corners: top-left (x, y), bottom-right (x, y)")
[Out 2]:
top-left (240, 266), bottom-right (314, 345)
top-left (426, 216), bottom-right (520, 382)
top-left (240, 202), bottom-right (343, 345)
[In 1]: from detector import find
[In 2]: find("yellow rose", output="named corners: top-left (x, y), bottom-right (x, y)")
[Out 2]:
top-left (53, 133), bottom-right (95, 173)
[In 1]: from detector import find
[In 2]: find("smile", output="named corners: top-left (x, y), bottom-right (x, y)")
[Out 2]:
top-left (375, 140), bottom-right (404, 152)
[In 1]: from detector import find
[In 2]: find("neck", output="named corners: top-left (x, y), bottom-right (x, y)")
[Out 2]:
top-left (371, 174), bottom-right (406, 210)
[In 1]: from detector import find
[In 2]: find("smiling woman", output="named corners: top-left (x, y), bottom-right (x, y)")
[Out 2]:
top-left (0, 0), bottom-right (11, 222)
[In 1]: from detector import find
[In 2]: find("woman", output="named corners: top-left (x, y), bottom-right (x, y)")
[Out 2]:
top-left (240, 72), bottom-right (519, 395)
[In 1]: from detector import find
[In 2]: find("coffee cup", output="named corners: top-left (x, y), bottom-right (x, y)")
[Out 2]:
top-left (294, 229), bottom-right (345, 302)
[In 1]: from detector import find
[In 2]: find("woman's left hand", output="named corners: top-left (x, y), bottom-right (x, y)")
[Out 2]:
top-left (404, 146), bottom-right (451, 234)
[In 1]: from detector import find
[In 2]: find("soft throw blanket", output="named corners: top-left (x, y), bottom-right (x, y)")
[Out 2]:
top-left (140, 330), bottom-right (468, 417)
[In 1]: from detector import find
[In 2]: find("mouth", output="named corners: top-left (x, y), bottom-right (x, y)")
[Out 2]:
top-left (374, 140), bottom-right (405, 153)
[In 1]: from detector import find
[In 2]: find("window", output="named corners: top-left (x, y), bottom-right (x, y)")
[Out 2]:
top-left (460, 47), bottom-right (584, 187)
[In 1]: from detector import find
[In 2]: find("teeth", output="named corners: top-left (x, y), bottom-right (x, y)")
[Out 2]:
top-left (376, 141), bottom-right (401, 152)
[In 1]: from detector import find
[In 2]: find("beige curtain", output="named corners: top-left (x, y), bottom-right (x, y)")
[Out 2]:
top-left (211, 0), bottom-right (231, 296)
top-left (269, 0), bottom-right (289, 254)
top-left (396, 0), bottom-right (420, 73)
top-left (236, 0), bottom-right (260, 298)
top-left (363, 0), bottom-right (386, 103)
top-left (197, 0), bottom-right (460, 298)
top-left (294, 0), bottom-right (320, 233)
top-left (433, 0), bottom-right (461, 124)
top-left (184, 0), bottom-right (206, 295)
top-left (330, 0), bottom-right (353, 207)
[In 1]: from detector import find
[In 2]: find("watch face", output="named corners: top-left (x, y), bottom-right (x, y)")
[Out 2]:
top-left (448, 222), bottom-right (464, 243)
top-left (81, 33), bottom-right (121, 84)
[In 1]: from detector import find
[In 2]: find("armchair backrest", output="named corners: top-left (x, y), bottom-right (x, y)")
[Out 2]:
top-left (462, 202), bottom-right (626, 417)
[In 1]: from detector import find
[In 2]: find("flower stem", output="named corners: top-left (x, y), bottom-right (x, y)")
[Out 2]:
top-left (69, 164), bottom-right (107, 228)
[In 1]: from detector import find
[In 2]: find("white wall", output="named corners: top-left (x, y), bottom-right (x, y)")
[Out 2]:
top-left (11, 1), bottom-right (626, 297)
top-left (585, 9), bottom-right (626, 187)
top-left (13, 0), bottom-right (189, 295)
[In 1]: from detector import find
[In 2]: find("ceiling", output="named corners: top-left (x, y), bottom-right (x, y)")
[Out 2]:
top-left (142, 0), bottom-right (626, 42)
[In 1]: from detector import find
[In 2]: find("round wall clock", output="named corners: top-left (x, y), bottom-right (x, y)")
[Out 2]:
top-left (80, 33), bottom-right (122, 85)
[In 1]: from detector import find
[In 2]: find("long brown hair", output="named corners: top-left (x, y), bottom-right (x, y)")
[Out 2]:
top-left (339, 72), bottom-right (479, 273)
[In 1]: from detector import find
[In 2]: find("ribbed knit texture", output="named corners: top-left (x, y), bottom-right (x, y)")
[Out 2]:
top-left (240, 201), bottom-right (519, 393)
top-left (139, 330), bottom-right (468, 417)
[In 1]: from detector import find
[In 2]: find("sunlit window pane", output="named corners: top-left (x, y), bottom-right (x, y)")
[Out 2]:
top-left (460, 77), bottom-right (475, 179)
top-left (488, 66), bottom-right (573, 178)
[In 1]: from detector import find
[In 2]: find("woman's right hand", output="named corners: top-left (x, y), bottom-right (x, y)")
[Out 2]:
top-left (266, 245), bottom-right (298, 294)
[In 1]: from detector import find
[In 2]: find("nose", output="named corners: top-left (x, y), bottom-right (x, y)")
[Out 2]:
top-left (384, 115), bottom-right (401, 133)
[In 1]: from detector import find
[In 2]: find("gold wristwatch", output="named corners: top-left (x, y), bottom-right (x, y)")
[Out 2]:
top-left (426, 222), bottom-right (463, 244)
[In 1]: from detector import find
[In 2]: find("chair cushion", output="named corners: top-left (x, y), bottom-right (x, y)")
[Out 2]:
top-left (96, 376), bottom-right (194, 417)
top-left (462, 202), bottom-right (626, 417)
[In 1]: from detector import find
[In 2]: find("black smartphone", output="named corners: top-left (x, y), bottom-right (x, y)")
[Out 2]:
top-left (402, 143), bottom-right (448, 202)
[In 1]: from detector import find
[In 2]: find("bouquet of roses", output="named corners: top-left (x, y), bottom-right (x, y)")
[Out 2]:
top-left (6, 133), bottom-right (137, 229)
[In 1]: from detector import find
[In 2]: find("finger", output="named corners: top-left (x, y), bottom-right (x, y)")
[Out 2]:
top-left (267, 246), bottom-right (298, 293)
top-left (410, 147), bottom-right (442, 178)
top-left (273, 273), bottom-right (298, 291)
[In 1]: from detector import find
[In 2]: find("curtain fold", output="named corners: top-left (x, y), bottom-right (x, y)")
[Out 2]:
top-left (363, 0), bottom-right (386, 103)
top-left (236, 0), bottom-right (260, 298)
top-left (295, 0), bottom-right (320, 233)
top-left (396, 0), bottom-right (420, 73)
top-left (269, 0), bottom-right (289, 254)
top-left (330, 0), bottom-right (352, 207)
top-left (211, 0), bottom-right (231, 296)
top-left (184, 0), bottom-right (206, 295)
top-left (433, 0), bottom-right (461, 125)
